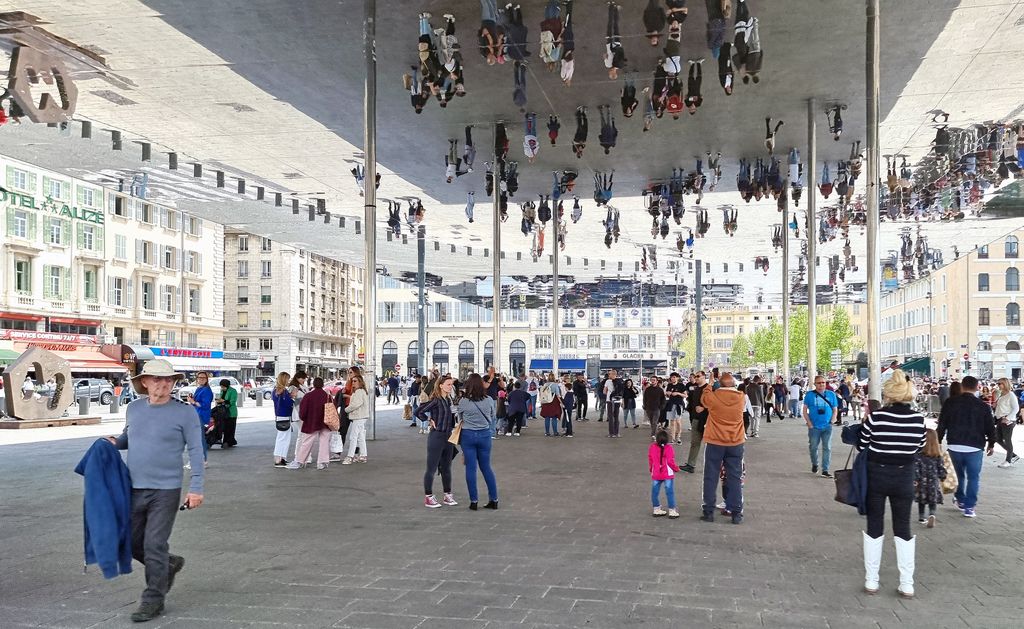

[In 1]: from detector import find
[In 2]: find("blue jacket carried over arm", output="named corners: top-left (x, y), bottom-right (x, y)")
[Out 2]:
top-left (73, 439), bottom-right (133, 579)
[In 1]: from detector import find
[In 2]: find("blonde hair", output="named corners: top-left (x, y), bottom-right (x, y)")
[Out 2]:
top-left (882, 369), bottom-right (916, 403)
top-left (274, 372), bottom-right (291, 394)
top-left (922, 429), bottom-right (941, 458)
top-left (997, 377), bottom-right (1012, 393)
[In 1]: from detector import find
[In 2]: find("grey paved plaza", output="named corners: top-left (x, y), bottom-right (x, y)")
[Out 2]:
top-left (2, 408), bottom-right (1023, 629)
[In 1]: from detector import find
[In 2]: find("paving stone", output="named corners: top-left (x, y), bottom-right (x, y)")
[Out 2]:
top-left (3, 410), bottom-right (1023, 629)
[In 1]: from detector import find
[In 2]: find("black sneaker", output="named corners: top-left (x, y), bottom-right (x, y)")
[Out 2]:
top-left (680, 464), bottom-right (695, 473)
top-left (731, 513), bottom-right (743, 525)
top-left (812, 464), bottom-right (819, 474)
top-left (166, 555), bottom-right (185, 592)
top-left (131, 601), bottom-right (164, 623)
top-left (274, 459), bottom-right (287, 468)
top-left (700, 512), bottom-right (714, 523)
top-left (821, 471), bottom-right (833, 479)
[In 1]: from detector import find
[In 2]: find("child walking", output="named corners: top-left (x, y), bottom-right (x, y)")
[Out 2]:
top-left (914, 428), bottom-right (946, 528)
top-left (649, 429), bottom-right (681, 518)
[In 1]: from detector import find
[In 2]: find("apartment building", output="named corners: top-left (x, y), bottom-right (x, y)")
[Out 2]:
top-left (222, 229), bottom-right (364, 379)
top-left (0, 155), bottom-right (223, 374)
top-left (881, 226), bottom-right (1024, 380)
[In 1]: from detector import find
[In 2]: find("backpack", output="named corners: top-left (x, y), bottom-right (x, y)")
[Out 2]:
top-left (539, 383), bottom-right (557, 405)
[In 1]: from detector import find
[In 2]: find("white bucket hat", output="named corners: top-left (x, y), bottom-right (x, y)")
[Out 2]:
top-left (131, 359), bottom-right (184, 394)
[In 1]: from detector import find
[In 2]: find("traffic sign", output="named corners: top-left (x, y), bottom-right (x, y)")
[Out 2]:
top-left (962, 353), bottom-right (969, 360)
top-left (393, 363), bottom-right (401, 372)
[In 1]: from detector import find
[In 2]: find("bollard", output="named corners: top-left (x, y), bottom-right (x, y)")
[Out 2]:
top-left (237, 390), bottom-right (244, 408)
top-left (78, 395), bottom-right (90, 415)
top-left (256, 392), bottom-right (263, 407)
top-left (109, 395), bottom-right (120, 414)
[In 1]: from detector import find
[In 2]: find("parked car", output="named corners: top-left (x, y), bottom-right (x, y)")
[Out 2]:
top-left (71, 378), bottom-right (115, 405)
top-left (178, 376), bottom-right (243, 402)
top-left (247, 383), bottom-right (274, 400)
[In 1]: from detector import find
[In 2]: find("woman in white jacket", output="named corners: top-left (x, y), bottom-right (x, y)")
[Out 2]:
top-left (994, 378), bottom-right (1020, 468)
top-left (342, 374), bottom-right (370, 464)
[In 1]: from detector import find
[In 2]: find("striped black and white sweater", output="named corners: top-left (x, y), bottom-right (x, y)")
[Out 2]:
top-left (857, 402), bottom-right (927, 464)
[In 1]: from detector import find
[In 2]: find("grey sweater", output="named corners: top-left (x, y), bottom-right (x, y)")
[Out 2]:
top-left (457, 397), bottom-right (496, 431)
top-left (115, 398), bottom-right (205, 494)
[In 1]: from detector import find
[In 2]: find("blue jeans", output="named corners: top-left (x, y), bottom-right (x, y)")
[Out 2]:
top-left (808, 426), bottom-right (833, 472)
top-left (528, 394), bottom-right (537, 418)
top-left (702, 443), bottom-right (744, 515)
top-left (789, 399), bottom-right (801, 416)
top-left (623, 407), bottom-right (637, 426)
top-left (544, 416), bottom-right (560, 435)
top-left (652, 479), bottom-right (676, 509)
top-left (461, 428), bottom-right (498, 503)
top-left (949, 449), bottom-right (983, 509)
top-left (481, 0), bottom-right (498, 23)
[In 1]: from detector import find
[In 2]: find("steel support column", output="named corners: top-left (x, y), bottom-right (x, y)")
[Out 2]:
top-left (362, 0), bottom-right (378, 439)
top-left (782, 181), bottom-right (791, 382)
top-left (866, 0), bottom-right (882, 399)
top-left (552, 220), bottom-right (560, 376)
top-left (492, 126), bottom-right (502, 376)
top-left (695, 259), bottom-right (703, 371)
top-left (806, 99), bottom-right (818, 379)
top-left (417, 226), bottom-right (427, 379)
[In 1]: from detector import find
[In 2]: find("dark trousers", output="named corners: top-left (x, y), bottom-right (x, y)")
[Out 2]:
top-left (865, 460), bottom-right (914, 540)
top-left (506, 411), bottom-right (524, 434)
top-left (996, 423), bottom-right (1016, 462)
top-left (562, 407), bottom-right (574, 436)
top-left (424, 430), bottom-right (454, 495)
top-left (702, 443), bottom-right (744, 515)
top-left (221, 415), bottom-right (237, 446)
top-left (606, 401), bottom-right (621, 435)
top-left (131, 488), bottom-right (181, 604)
top-left (575, 395), bottom-right (588, 419)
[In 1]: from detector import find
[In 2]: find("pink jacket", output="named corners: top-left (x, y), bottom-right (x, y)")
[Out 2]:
top-left (649, 443), bottom-right (680, 480)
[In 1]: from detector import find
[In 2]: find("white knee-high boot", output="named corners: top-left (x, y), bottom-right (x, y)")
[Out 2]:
top-left (862, 532), bottom-right (883, 594)
top-left (894, 536), bottom-right (915, 598)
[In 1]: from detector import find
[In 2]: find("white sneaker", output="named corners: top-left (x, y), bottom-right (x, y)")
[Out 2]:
top-left (505, 432), bottom-right (513, 436)
top-left (652, 507), bottom-right (668, 517)
top-left (285, 461), bottom-right (303, 470)
top-left (341, 457), bottom-right (355, 465)
top-left (998, 461), bottom-right (1012, 468)
top-left (667, 508), bottom-right (680, 519)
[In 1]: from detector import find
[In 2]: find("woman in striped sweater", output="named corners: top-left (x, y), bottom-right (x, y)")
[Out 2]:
top-left (857, 370), bottom-right (926, 599)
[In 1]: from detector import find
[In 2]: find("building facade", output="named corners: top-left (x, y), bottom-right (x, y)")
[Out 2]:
top-left (221, 229), bottom-right (364, 379)
top-left (702, 306), bottom-right (782, 368)
top-left (881, 226), bottom-right (1024, 380)
top-left (1, 155), bottom-right (224, 374)
top-left (375, 276), bottom-right (531, 379)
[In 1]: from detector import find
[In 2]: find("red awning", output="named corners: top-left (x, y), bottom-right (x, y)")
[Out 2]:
top-left (54, 349), bottom-right (129, 374)
top-left (49, 317), bottom-right (101, 326)
top-left (0, 312), bottom-right (43, 321)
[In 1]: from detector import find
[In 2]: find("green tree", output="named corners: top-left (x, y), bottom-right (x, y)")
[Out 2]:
top-left (676, 328), bottom-right (711, 370)
top-left (729, 334), bottom-right (753, 369)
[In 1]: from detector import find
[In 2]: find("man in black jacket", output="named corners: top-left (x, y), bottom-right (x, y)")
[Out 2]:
top-left (572, 373), bottom-right (589, 420)
top-left (937, 376), bottom-right (995, 518)
top-left (683, 371), bottom-right (709, 472)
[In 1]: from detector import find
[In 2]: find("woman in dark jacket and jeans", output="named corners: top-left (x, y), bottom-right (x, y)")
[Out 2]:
top-left (856, 370), bottom-right (926, 599)
top-left (457, 373), bottom-right (499, 510)
top-left (416, 375), bottom-right (458, 509)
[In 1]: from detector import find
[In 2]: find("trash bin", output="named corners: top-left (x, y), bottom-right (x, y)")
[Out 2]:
top-left (256, 393), bottom-right (263, 407)
top-left (78, 395), bottom-right (90, 415)
top-left (109, 396), bottom-right (120, 414)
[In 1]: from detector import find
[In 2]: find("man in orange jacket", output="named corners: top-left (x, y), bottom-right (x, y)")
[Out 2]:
top-left (699, 372), bottom-right (747, 524)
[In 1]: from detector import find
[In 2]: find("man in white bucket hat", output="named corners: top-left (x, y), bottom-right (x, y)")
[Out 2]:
top-left (108, 359), bottom-right (205, 622)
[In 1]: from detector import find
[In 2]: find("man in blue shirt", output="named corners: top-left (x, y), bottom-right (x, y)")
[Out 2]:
top-left (802, 375), bottom-right (839, 478)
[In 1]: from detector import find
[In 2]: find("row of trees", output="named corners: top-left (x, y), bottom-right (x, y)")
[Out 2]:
top-left (678, 307), bottom-right (860, 374)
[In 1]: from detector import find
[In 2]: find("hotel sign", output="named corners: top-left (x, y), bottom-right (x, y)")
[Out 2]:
top-left (2, 189), bottom-right (105, 225)
top-left (150, 347), bottom-right (224, 359)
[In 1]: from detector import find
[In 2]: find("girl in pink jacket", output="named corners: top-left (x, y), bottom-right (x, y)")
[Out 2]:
top-left (649, 429), bottom-right (681, 518)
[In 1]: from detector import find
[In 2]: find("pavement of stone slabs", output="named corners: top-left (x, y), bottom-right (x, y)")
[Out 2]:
top-left (1, 403), bottom-right (1022, 629)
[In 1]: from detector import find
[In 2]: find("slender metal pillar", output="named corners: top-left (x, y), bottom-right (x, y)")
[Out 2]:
top-left (806, 98), bottom-right (818, 378)
top-left (865, 0), bottom-right (882, 399)
top-left (492, 125), bottom-right (502, 375)
top-left (695, 260), bottom-right (703, 370)
top-left (362, 0), bottom-right (378, 439)
top-left (417, 226), bottom-right (427, 379)
top-left (782, 181), bottom-right (791, 381)
top-left (551, 220), bottom-right (560, 376)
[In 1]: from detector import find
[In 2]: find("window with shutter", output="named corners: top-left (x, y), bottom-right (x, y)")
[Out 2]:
top-left (136, 240), bottom-right (143, 263)
top-left (107, 277), bottom-right (114, 305)
top-left (42, 265), bottom-right (52, 298)
top-left (127, 278), bottom-right (134, 308)
top-left (26, 212), bottom-right (36, 239)
top-left (62, 267), bottom-right (71, 300)
top-left (175, 286), bottom-right (181, 313)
